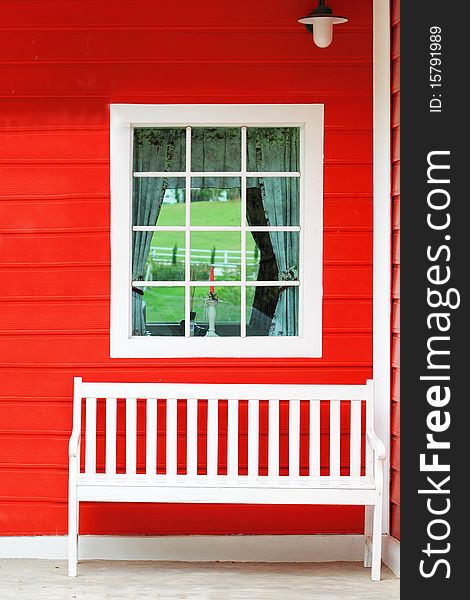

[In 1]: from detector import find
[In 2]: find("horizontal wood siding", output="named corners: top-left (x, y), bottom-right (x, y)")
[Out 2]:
top-left (0, 0), bottom-right (374, 536)
top-left (390, 0), bottom-right (400, 541)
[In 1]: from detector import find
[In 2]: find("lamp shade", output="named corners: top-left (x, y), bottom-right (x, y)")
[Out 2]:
top-left (298, 1), bottom-right (348, 48)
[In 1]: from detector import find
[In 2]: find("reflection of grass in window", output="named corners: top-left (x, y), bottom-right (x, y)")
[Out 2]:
top-left (145, 286), bottom-right (241, 324)
top-left (154, 201), bottom-right (256, 252)
top-left (144, 288), bottom-right (184, 323)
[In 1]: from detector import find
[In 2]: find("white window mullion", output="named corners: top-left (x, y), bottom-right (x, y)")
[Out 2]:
top-left (132, 225), bottom-right (301, 232)
top-left (240, 126), bottom-right (247, 338)
top-left (132, 280), bottom-right (301, 288)
top-left (184, 126), bottom-right (192, 338)
top-left (247, 226), bottom-right (301, 232)
top-left (133, 171), bottom-right (301, 178)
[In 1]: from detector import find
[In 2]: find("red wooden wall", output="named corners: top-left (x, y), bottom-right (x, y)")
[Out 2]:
top-left (390, 0), bottom-right (400, 541)
top-left (0, 0), bottom-right (373, 536)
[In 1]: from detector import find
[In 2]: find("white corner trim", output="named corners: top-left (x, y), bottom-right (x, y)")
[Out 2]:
top-left (1, 535), bottom-right (367, 562)
top-left (382, 535), bottom-right (400, 576)
top-left (373, 0), bottom-right (392, 534)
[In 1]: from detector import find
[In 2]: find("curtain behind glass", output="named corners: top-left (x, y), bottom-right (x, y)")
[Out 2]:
top-left (247, 128), bottom-right (300, 336)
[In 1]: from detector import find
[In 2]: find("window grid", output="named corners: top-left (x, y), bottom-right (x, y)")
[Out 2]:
top-left (131, 125), bottom-right (302, 338)
top-left (131, 281), bottom-right (301, 288)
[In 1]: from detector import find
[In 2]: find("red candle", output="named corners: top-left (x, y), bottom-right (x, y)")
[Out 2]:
top-left (210, 265), bottom-right (215, 295)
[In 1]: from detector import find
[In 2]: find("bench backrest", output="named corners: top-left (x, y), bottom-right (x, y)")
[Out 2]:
top-left (72, 379), bottom-right (374, 480)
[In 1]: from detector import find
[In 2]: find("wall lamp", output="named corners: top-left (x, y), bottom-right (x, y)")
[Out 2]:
top-left (298, 0), bottom-right (348, 48)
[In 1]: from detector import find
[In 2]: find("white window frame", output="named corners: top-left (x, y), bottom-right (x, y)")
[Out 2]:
top-left (110, 104), bottom-right (323, 358)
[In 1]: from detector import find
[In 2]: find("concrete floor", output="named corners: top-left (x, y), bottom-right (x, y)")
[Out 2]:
top-left (0, 560), bottom-right (399, 599)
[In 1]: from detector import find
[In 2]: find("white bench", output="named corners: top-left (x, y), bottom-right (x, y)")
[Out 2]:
top-left (68, 378), bottom-right (386, 580)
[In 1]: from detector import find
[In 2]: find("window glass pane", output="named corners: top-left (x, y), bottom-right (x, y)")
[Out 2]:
top-left (190, 182), bottom-right (241, 227)
top-left (247, 127), bottom-right (300, 172)
top-left (133, 179), bottom-right (186, 226)
top-left (246, 286), bottom-right (299, 337)
top-left (132, 286), bottom-right (185, 337)
top-left (133, 128), bottom-right (186, 172)
top-left (246, 232), bottom-right (299, 282)
top-left (246, 178), bottom-right (300, 227)
top-left (191, 128), bottom-right (241, 172)
top-left (138, 231), bottom-right (185, 281)
top-left (190, 232), bottom-right (241, 281)
top-left (190, 287), bottom-right (241, 337)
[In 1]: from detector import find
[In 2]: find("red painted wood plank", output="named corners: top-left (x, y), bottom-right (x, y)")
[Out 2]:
top-left (0, 501), bottom-right (365, 536)
top-left (0, 97), bottom-right (373, 130)
top-left (392, 92), bottom-right (400, 128)
top-left (392, 265), bottom-right (400, 298)
top-left (392, 300), bottom-right (400, 332)
top-left (391, 504), bottom-right (400, 540)
top-left (0, 266), bottom-right (108, 299)
top-left (0, 30), bottom-right (373, 63)
top-left (390, 467), bottom-right (400, 504)
top-left (0, 130), bottom-right (108, 160)
top-left (324, 198), bottom-right (372, 229)
top-left (392, 0), bottom-right (401, 25)
top-left (391, 23), bottom-right (400, 59)
top-left (392, 335), bottom-right (400, 369)
top-left (0, 64), bottom-right (372, 97)
top-left (392, 128), bottom-right (400, 162)
top-left (324, 131), bottom-right (373, 162)
top-left (0, 0), bottom-right (371, 28)
top-left (391, 401), bottom-right (400, 436)
top-left (391, 437), bottom-right (400, 471)
top-left (0, 332), bottom-right (373, 365)
top-left (0, 368), bottom-right (373, 401)
top-left (0, 298), bottom-right (371, 333)
top-left (392, 369), bottom-right (400, 402)
top-left (392, 196), bottom-right (400, 230)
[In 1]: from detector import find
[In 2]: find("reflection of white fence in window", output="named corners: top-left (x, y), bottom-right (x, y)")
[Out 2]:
top-left (149, 246), bottom-right (257, 268)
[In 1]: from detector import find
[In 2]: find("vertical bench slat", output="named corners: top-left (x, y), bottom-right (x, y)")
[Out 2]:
top-left (105, 398), bottom-right (117, 475)
top-left (146, 398), bottom-right (157, 476)
top-left (248, 399), bottom-right (259, 477)
top-left (186, 399), bottom-right (198, 478)
top-left (289, 399), bottom-right (300, 477)
top-left (126, 398), bottom-right (137, 475)
top-left (366, 380), bottom-right (374, 477)
top-left (309, 400), bottom-right (320, 476)
top-left (207, 399), bottom-right (218, 478)
top-left (329, 400), bottom-right (341, 477)
top-left (268, 399), bottom-right (279, 477)
top-left (85, 397), bottom-right (96, 475)
top-left (350, 400), bottom-right (362, 478)
top-left (227, 399), bottom-right (239, 478)
top-left (166, 399), bottom-right (177, 476)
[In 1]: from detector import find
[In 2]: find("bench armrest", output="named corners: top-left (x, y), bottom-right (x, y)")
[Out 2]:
top-left (69, 430), bottom-right (80, 458)
top-left (367, 430), bottom-right (386, 461)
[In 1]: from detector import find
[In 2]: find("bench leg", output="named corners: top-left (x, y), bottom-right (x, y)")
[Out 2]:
top-left (68, 498), bottom-right (78, 576)
top-left (371, 496), bottom-right (383, 581)
top-left (363, 506), bottom-right (373, 568)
